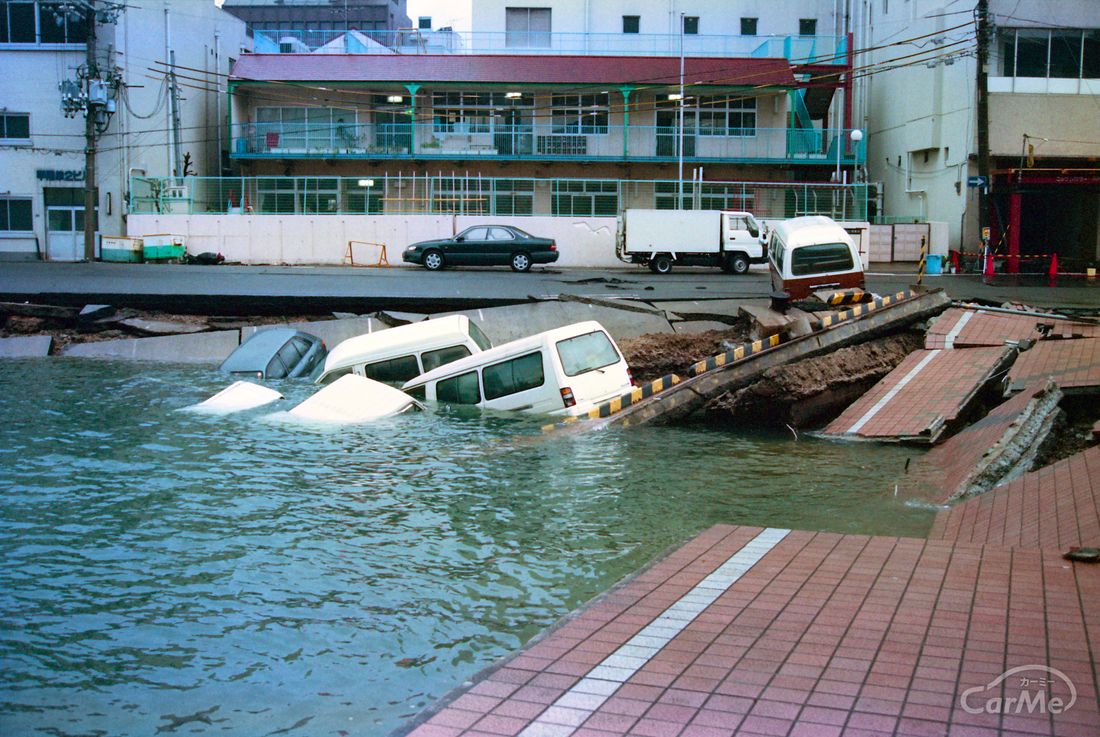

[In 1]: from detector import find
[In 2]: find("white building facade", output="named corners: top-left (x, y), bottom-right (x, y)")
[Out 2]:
top-left (0, 0), bottom-right (249, 261)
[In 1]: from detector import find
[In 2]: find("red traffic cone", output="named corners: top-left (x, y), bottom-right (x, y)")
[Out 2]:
top-left (951, 250), bottom-right (960, 274)
top-left (984, 252), bottom-right (995, 277)
top-left (1048, 252), bottom-right (1059, 278)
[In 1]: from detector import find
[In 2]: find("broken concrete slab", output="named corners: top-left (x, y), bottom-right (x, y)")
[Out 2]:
top-left (738, 305), bottom-right (816, 341)
top-left (0, 302), bottom-right (77, 320)
top-left (671, 320), bottom-right (735, 334)
top-left (898, 380), bottom-right (1063, 504)
top-left (240, 317), bottom-right (387, 349)
top-left (556, 294), bottom-right (667, 317)
top-left (374, 310), bottom-right (427, 327)
top-left (821, 345), bottom-right (1017, 444)
top-left (118, 318), bottom-right (207, 336)
top-left (78, 304), bottom-right (116, 322)
top-left (62, 330), bottom-right (241, 363)
top-left (1006, 338), bottom-right (1100, 395)
top-left (0, 335), bottom-right (52, 358)
top-left (650, 299), bottom-right (762, 323)
top-left (432, 300), bottom-right (673, 345)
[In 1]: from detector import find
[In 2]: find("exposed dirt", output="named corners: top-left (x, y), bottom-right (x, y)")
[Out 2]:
top-left (703, 330), bottom-right (926, 429)
top-left (618, 319), bottom-right (751, 383)
top-left (1032, 403), bottom-right (1100, 469)
top-left (0, 308), bottom-right (331, 355)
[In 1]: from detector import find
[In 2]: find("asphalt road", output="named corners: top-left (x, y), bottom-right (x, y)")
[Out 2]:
top-left (0, 261), bottom-right (1097, 313)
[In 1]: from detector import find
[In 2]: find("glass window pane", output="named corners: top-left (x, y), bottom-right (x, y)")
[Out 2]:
top-left (421, 344), bottom-right (472, 373)
top-left (40, 4), bottom-right (66, 43)
top-left (8, 199), bottom-right (32, 230)
top-left (467, 321), bottom-right (493, 351)
top-left (266, 355), bottom-right (288, 379)
top-left (48, 209), bottom-right (72, 231)
top-left (683, 16), bottom-right (698, 35)
top-left (1085, 31), bottom-right (1100, 78)
top-left (741, 18), bottom-right (758, 36)
top-left (1015, 29), bottom-right (1050, 77)
top-left (10, 2), bottom-right (36, 42)
top-left (436, 371), bottom-right (480, 404)
top-left (4, 114), bottom-right (30, 138)
top-left (556, 331), bottom-right (620, 377)
top-left (623, 15), bottom-right (639, 34)
top-left (365, 355), bottom-right (421, 384)
top-left (1050, 30), bottom-right (1083, 78)
top-left (319, 366), bottom-right (353, 385)
top-left (276, 340), bottom-right (304, 371)
top-left (483, 352), bottom-right (545, 400)
top-left (799, 18), bottom-right (817, 36)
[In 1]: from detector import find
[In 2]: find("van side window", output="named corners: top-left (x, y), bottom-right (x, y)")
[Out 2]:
top-left (556, 331), bottom-right (620, 377)
top-left (365, 355), bottom-right (420, 383)
top-left (319, 366), bottom-right (353, 385)
top-left (405, 385), bottom-right (426, 401)
top-left (483, 352), bottom-right (545, 400)
top-left (790, 243), bottom-right (854, 276)
top-left (422, 344), bottom-right (472, 373)
top-left (436, 371), bottom-right (481, 404)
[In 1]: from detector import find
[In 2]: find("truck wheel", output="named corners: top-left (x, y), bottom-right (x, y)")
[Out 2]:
top-left (724, 254), bottom-right (750, 274)
top-left (650, 255), bottom-right (673, 274)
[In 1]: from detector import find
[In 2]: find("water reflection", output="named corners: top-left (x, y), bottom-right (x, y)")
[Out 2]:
top-left (0, 360), bottom-right (932, 735)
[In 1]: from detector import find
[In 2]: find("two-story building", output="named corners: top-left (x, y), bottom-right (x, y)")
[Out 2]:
top-left (0, 0), bottom-right (249, 261)
top-left (201, 0), bottom-right (864, 223)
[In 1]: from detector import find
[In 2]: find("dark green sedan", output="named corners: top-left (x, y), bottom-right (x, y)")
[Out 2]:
top-left (402, 225), bottom-right (559, 272)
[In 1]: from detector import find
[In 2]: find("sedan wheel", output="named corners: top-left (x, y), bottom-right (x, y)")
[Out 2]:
top-left (423, 250), bottom-right (444, 271)
top-left (510, 252), bottom-right (532, 272)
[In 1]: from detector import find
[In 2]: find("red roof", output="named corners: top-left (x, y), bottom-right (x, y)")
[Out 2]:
top-left (230, 54), bottom-right (795, 89)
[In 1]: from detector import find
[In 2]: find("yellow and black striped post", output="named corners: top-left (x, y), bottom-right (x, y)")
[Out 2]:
top-left (916, 235), bottom-right (927, 286)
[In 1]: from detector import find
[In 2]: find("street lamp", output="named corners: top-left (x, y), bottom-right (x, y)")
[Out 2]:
top-left (358, 179), bottom-right (375, 214)
top-left (849, 129), bottom-right (863, 185)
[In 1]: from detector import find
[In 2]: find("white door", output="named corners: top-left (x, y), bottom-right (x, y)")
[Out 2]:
top-left (46, 206), bottom-right (92, 261)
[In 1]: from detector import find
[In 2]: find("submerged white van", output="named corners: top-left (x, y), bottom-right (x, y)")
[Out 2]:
top-left (315, 315), bottom-right (492, 385)
top-left (401, 321), bottom-right (633, 416)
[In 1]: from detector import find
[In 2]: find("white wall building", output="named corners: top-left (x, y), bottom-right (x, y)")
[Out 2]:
top-left (861, 0), bottom-right (1100, 261)
top-left (0, 0), bottom-right (249, 261)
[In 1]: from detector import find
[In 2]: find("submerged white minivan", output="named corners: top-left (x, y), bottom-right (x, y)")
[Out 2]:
top-left (401, 321), bottom-right (633, 416)
top-left (315, 315), bottom-right (492, 385)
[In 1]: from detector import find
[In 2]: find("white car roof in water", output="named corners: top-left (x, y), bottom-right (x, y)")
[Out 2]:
top-left (289, 374), bottom-right (421, 423)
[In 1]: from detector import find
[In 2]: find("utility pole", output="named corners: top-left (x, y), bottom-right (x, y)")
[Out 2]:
top-left (976, 0), bottom-right (991, 247)
top-left (169, 48), bottom-right (183, 177)
top-left (83, 2), bottom-right (98, 261)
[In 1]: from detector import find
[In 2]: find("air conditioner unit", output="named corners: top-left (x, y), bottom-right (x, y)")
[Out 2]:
top-left (164, 185), bottom-right (188, 199)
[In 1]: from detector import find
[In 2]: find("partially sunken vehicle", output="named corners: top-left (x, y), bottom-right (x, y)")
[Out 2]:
top-left (219, 328), bottom-right (326, 380)
top-left (315, 315), bottom-right (492, 386)
top-left (402, 321), bottom-right (633, 416)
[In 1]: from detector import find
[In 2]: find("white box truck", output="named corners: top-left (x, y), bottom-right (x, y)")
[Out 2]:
top-left (616, 209), bottom-right (766, 274)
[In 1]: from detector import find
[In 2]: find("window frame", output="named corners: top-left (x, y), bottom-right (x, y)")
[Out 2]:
top-left (435, 370), bottom-right (481, 404)
top-left (790, 242), bottom-right (854, 276)
top-left (364, 354), bottom-right (422, 384)
top-left (1, 0), bottom-right (89, 45)
top-left (798, 18), bottom-right (817, 36)
top-left (0, 112), bottom-right (30, 143)
top-left (482, 351), bottom-right (546, 401)
top-left (683, 16), bottom-right (699, 35)
top-left (555, 330), bottom-right (622, 378)
top-left (695, 95), bottom-right (757, 138)
top-left (740, 18), bottom-right (758, 37)
top-left (550, 93), bottom-right (610, 135)
top-left (505, 7), bottom-right (552, 48)
top-left (0, 196), bottom-right (34, 233)
top-left (622, 15), bottom-right (640, 34)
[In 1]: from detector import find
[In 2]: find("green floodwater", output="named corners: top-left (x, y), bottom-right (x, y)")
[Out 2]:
top-left (0, 360), bottom-right (934, 736)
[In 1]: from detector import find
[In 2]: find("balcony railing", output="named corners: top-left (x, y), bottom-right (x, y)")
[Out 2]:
top-left (231, 122), bottom-right (865, 165)
top-left (251, 29), bottom-right (846, 64)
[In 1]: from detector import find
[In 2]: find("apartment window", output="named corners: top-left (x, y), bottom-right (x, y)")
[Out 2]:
top-left (683, 16), bottom-right (699, 35)
top-left (256, 177), bottom-right (338, 214)
top-left (696, 96), bottom-right (757, 137)
top-left (431, 92), bottom-right (530, 134)
top-left (550, 93), bottom-right (610, 135)
top-left (551, 180), bottom-right (618, 216)
top-left (0, 197), bottom-right (33, 232)
top-left (799, 18), bottom-right (817, 36)
top-left (741, 18), bottom-right (758, 36)
top-left (622, 15), bottom-right (639, 34)
top-left (254, 107), bottom-right (357, 151)
top-left (418, 16), bottom-right (431, 30)
top-left (1002, 28), bottom-right (1100, 79)
top-left (0, 0), bottom-right (89, 44)
top-left (0, 112), bottom-right (30, 141)
top-left (505, 7), bottom-right (551, 48)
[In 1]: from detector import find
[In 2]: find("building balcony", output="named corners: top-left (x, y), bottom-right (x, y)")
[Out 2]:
top-left (251, 28), bottom-right (846, 65)
top-left (230, 122), bottom-right (865, 166)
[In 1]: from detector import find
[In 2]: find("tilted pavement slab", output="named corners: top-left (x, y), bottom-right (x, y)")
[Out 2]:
top-left (431, 301), bottom-right (673, 345)
top-left (930, 444), bottom-right (1100, 551)
top-left (0, 335), bottom-right (52, 358)
top-left (240, 317), bottom-right (387, 348)
top-left (927, 307), bottom-right (1100, 350)
top-left (897, 380), bottom-right (1063, 503)
top-left (821, 346), bottom-right (1016, 443)
top-left (1006, 338), bottom-right (1100, 396)
top-left (62, 330), bottom-right (242, 363)
top-left (396, 524), bottom-right (1100, 737)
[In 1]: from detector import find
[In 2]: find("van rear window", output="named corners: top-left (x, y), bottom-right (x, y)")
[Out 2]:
top-left (790, 243), bottom-right (854, 276)
top-left (467, 321), bottom-right (492, 351)
top-left (422, 344), bottom-right (472, 373)
top-left (556, 331), bottom-right (620, 377)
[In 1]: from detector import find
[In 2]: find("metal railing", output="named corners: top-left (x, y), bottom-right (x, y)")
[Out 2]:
top-left (230, 121), bottom-right (865, 164)
top-left (251, 28), bottom-right (847, 64)
top-left (130, 175), bottom-right (868, 222)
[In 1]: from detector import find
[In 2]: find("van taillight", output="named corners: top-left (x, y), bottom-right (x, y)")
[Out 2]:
top-left (627, 367), bottom-right (636, 386)
top-left (560, 387), bottom-right (576, 407)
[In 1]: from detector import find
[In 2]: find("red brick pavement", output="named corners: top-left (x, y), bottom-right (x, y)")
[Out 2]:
top-left (897, 381), bottom-right (1061, 504)
top-left (930, 445), bottom-right (1100, 550)
top-left (400, 526), bottom-right (1100, 737)
top-left (1007, 339), bottom-right (1100, 395)
top-left (926, 309), bottom-right (1100, 351)
top-left (822, 347), bottom-right (1014, 443)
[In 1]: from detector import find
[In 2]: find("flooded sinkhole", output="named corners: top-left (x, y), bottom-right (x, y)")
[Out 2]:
top-left (0, 360), bottom-right (933, 736)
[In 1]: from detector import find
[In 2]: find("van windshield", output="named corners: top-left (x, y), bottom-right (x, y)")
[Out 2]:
top-left (556, 331), bottom-right (620, 377)
top-left (790, 242), bottom-right (854, 276)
